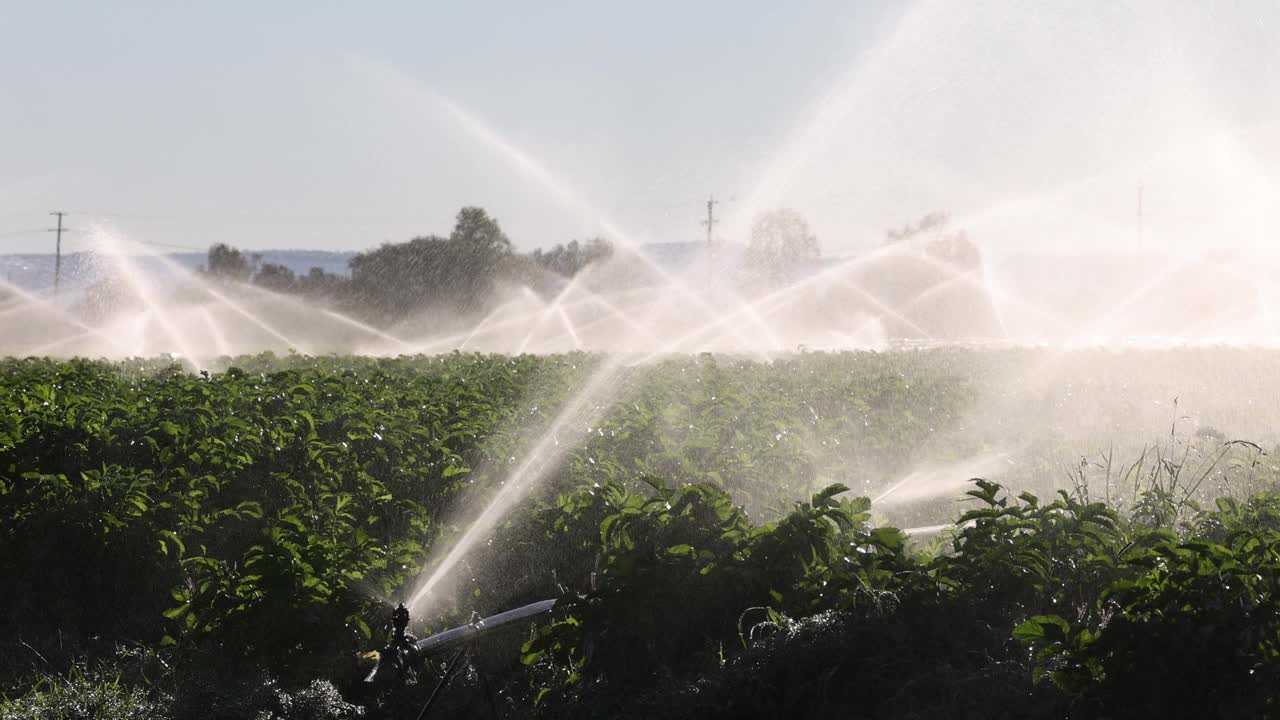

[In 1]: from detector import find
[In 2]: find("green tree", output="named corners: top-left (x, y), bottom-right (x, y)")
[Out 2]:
top-left (886, 211), bottom-right (979, 268)
top-left (294, 267), bottom-right (350, 299)
top-left (252, 263), bottom-right (296, 293)
top-left (450, 206), bottom-right (512, 257)
top-left (79, 272), bottom-right (134, 321)
top-left (744, 208), bottom-right (820, 288)
top-left (530, 238), bottom-right (614, 277)
top-left (348, 206), bottom-right (516, 322)
top-left (203, 243), bottom-right (257, 282)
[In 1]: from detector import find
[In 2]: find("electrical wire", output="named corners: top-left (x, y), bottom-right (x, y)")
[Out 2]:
top-left (0, 229), bottom-right (48, 239)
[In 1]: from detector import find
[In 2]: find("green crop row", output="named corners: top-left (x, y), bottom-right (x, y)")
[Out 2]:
top-left (0, 351), bottom-right (978, 669)
top-left (508, 477), bottom-right (1280, 718)
top-left (4, 350), bottom-right (1280, 718)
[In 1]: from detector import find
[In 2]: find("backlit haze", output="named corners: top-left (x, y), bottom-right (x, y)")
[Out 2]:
top-left (2, 1), bottom-right (1276, 257)
top-left (5, 0), bottom-right (1280, 625)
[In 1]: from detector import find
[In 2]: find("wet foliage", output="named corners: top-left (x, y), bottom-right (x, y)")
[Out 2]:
top-left (0, 354), bottom-right (586, 669)
top-left (513, 478), bottom-right (1280, 718)
top-left (3, 351), bottom-right (1280, 717)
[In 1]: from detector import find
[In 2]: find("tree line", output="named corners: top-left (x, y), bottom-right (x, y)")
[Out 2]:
top-left (199, 204), bottom-right (831, 326)
top-left (194, 204), bottom-right (979, 328)
top-left (202, 206), bottom-right (613, 325)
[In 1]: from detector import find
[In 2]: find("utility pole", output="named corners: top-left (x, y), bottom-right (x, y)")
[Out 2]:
top-left (702, 195), bottom-right (718, 249)
top-left (701, 196), bottom-right (719, 291)
top-left (49, 211), bottom-right (67, 297)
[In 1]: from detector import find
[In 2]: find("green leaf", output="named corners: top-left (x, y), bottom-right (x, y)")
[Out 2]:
top-left (159, 530), bottom-right (186, 557)
top-left (869, 527), bottom-right (905, 553)
top-left (1012, 615), bottom-right (1070, 644)
top-left (163, 603), bottom-right (191, 620)
top-left (665, 543), bottom-right (696, 559)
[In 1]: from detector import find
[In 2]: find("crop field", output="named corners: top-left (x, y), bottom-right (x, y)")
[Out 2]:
top-left (7, 0), bottom-right (1279, 716)
top-left (4, 349), bottom-right (1280, 718)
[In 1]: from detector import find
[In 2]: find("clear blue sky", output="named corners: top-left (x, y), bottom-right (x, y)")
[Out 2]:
top-left (2, 1), bottom-right (1276, 256)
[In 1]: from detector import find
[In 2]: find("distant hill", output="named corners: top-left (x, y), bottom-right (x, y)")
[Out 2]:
top-left (0, 250), bottom-right (357, 294)
top-left (0, 245), bottom-right (731, 295)
top-left (0, 242), bottom-right (855, 300)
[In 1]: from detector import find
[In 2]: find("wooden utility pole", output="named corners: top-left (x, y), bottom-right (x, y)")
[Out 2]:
top-left (701, 196), bottom-right (719, 290)
top-left (702, 196), bottom-right (718, 248)
top-left (49, 211), bottom-right (67, 297)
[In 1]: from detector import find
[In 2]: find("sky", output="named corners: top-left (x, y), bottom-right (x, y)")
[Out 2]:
top-left (1, 1), bottom-right (1277, 257)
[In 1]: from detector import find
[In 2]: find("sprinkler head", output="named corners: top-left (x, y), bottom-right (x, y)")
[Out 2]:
top-left (363, 603), bottom-right (420, 689)
top-left (392, 602), bottom-right (410, 640)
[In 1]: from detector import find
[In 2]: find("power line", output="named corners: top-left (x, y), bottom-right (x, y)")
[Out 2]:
top-left (130, 239), bottom-right (207, 252)
top-left (64, 210), bottom-right (429, 225)
top-left (0, 226), bottom-right (211, 254)
top-left (0, 228), bottom-right (47, 239)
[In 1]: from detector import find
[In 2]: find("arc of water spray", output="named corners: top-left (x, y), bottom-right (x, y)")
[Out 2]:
top-left (227, 279), bottom-right (415, 353)
top-left (366, 65), bottom-right (776, 351)
top-left (21, 331), bottom-right (97, 357)
top-left (634, 238), bottom-right (942, 360)
top-left (397, 3), bottom-right (1280, 611)
top-left (412, 310), bottom-right (547, 355)
top-left (407, 355), bottom-right (633, 612)
top-left (204, 284), bottom-right (303, 351)
top-left (321, 309), bottom-right (415, 353)
top-left (722, 0), bottom-right (937, 239)
top-left (88, 226), bottom-right (320, 362)
top-left (407, 290), bottom-right (575, 355)
top-left (403, 58), bottom-right (982, 608)
top-left (570, 290), bottom-right (665, 349)
top-left (0, 277), bottom-right (132, 356)
top-left (407, 245), bottom-right (962, 614)
top-left (399, 88), bottom-right (893, 615)
top-left (895, 253), bottom-right (1066, 335)
top-left (462, 282), bottom-right (664, 353)
top-left (636, 210), bottom-right (1061, 356)
top-left (89, 228), bottom-right (206, 366)
top-left (516, 286), bottom-right (568, 355)
top-left (458, 296), bottom-right (530, 351)
top-left (199, 306), bottom-right (234, 358)
top-left (555, 306), bottom-right (583, 349)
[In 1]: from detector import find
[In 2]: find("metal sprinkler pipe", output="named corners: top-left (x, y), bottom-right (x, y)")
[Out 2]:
top-left (363, 599), bottom-right (557, 690)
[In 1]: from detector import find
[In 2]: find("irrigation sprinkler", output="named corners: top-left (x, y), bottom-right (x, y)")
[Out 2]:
top-left (364, 599), bottom-right (557, 716)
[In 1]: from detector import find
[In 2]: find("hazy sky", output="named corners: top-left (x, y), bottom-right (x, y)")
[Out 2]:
top-left (2, 1), bottom-right (1277, 256)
